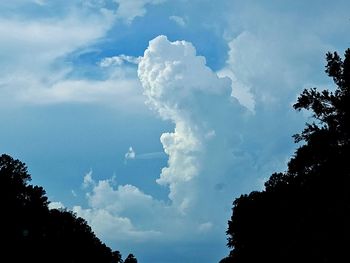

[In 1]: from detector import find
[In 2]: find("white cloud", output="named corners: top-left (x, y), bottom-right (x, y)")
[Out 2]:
top-left (49, 201), bottom-right (65, 210)
top-left (217, 66), bottom-right (255, 112)
top-left (17, 71), bottom-right (144, 108)
top-left (100, 55), bottom-right (141, 67)
top-left (74, 173), bottom-right (168, 242)
top-left (138, 35), bottom-right (241, 216)
top-left (73, 206), bottom-right (162, 242)
top-left (73, 154), bottom-right (234, 245)
top-left (136, 34), bottom-right (295, 234)
top-left (138, 35), bottom-right (231, 119)
top-left (83, 169), bottom-right (95, 189)
top-left (169, 15), bottom-right (186, 27)
top-left (0, 14), bottom-right (113, 69)
top-left (114, 0), bottom-right (165, 23)
top-left (221, 7), bottom-right (336, 112)
top-left (125, 147), bottom-right (136, 160)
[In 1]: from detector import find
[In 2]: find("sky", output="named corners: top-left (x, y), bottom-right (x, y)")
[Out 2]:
top-left (1, 0), bottom-right (349, 262)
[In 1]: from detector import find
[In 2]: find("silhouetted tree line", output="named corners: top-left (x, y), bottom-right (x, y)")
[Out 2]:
top-left (0, 154), bottom-right (137, 263)
top-left (220, 49), bottom-right (350, 262)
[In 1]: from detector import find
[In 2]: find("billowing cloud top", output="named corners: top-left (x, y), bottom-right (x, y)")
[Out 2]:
top-left (138, 35), bottom-right (231, 120)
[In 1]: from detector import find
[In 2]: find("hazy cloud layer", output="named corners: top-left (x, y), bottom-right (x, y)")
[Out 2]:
top-left (0, 1), bottom-right (157, 110)
top-left (100, 55), bottom-right (141, 67)
top-left (114, 0), bottom-right (165, 23)
top-left (169, 15), bottom-right (186, 27)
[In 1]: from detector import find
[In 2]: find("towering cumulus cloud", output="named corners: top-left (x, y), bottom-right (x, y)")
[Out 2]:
top-left (138, 36), bottom-right (245, 219)
top-left (74, 35), bottom-right (293, 260)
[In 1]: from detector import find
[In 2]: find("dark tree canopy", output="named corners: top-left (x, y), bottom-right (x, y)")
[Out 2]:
top-left (112, 250), bottom-right (124, 263)
top-left (124, 253), bottom-right (138, 263)
top-left (220, 49), bottom-right (350, 263)
top-left (0, 154), bottom-right (135, 263)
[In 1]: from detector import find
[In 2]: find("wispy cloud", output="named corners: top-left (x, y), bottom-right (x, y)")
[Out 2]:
top-left (135, 152), bottom-right (167, 160)
top-left (34, 0), bottom-right (47, 6)
top-left (71, 190), bottom-right (77, 197)
top-left (124, 146), bottom-right (167, 163)
top-left (17, 73), bottom-right (144, 109)
top-left (169, 15), bottom-right (186, 27)
top-left (100, 55), bottom-right (141, 67)
top-left (114, 0), bottom-right (166, 23)
top-left (82, 169), bottom-right (95, 189)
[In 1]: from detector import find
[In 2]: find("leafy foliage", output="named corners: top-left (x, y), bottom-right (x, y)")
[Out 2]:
top-left (0, 154), bottom-right (135, 263)
top-left (220, 49), bottom-right (350, 262)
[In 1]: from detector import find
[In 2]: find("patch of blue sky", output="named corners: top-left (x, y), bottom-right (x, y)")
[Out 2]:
top-left (0, 104), bottom-right (172, 208)
top-left (65, 1), bottom-right (229, 75)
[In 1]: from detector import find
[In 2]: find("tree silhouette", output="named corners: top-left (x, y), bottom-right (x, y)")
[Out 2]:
top-left (0, 154), bottom-right (49, 261)
top-left (112, 250), bottom-right (124, 263)
top-left (220, 49), bottom-right (350, 262)
top-left (0, 154), bottom-right (134, 263)
top-left (124, 253), bottom-right (138, 263)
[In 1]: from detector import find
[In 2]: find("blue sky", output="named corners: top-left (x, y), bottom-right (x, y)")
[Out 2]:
top-left (1, 1), bottom-right (349, 262)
